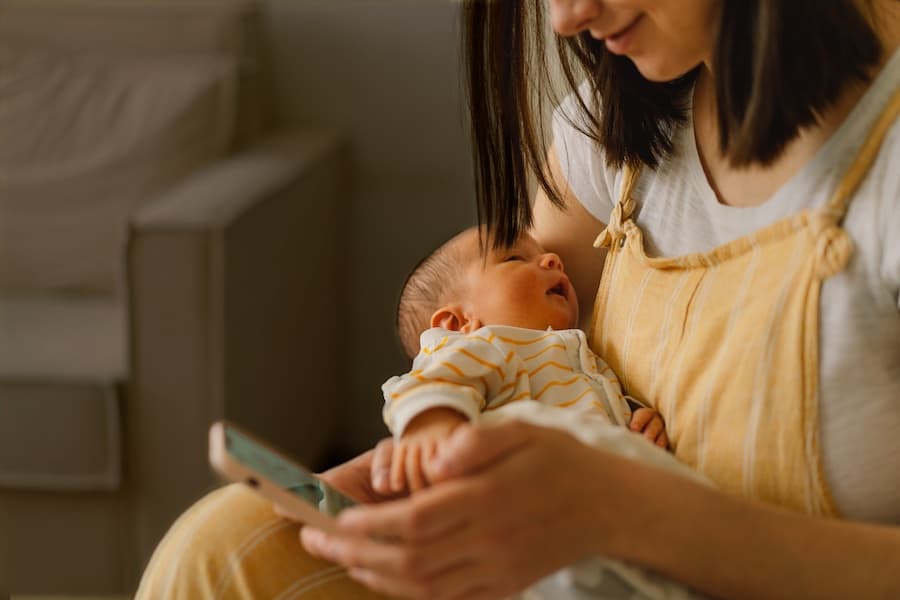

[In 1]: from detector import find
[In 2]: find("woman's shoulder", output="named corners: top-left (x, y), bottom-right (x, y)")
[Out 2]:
top-left (551, 82), bottom-right (622, 224)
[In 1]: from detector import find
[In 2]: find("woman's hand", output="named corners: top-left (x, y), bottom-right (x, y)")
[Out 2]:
top-left (300, 421), bottom-right (638, 599)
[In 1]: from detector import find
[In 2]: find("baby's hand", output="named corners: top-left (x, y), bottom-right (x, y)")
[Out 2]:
top-left (629, 407), bottom-right (669, 449)
top-left (391, 407), bottom-right (467, 493)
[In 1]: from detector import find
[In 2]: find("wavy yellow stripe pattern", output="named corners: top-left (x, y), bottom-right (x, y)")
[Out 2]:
top-left (422, 337), bottom-right (449, 355)
top-left (556, 387), bottom-right (593, 408)
top-left (533, 376), bottom-right (582, 400)
top-left (528, 360), bottom-right (575, 377)
top-left (390, 379), bottom-right (483, 403)
top-left (523, 343), bottom-right (566, 361)
top-left (455, 348), bottom-right (505, 378)
top-left (486, 390), bottom-right (532, 410)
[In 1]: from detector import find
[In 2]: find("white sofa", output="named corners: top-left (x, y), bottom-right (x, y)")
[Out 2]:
top-left (0, 0), bottom-right (345, 593)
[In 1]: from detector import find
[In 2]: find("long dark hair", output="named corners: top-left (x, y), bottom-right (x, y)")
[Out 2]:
top-left (463, 0), bottom-right (883, 250)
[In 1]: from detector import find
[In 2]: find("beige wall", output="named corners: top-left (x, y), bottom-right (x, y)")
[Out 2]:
top-left (262, 0), bottom-right (476, 455)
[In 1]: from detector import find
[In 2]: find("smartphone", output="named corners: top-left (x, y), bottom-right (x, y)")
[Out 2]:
top-left (209, 420), bottom-right (357, 531)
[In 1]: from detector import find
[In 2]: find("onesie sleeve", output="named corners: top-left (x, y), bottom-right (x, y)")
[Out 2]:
top-left (551, 81), bottom-right (618, 225)
top-left (382, 328), bottom-right (516, 438)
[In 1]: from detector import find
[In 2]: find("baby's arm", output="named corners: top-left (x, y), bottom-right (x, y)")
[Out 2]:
top-left (383, 330), bottom-right (517, 492)
top-left (390, 407), bottom-right (467, 492)
top-left (629, 407), bottom-right (669, 449)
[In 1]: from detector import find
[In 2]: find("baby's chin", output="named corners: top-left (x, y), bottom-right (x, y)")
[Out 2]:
top-left (545, 316), bottom-right (578, 331)
top-left (560, 311), bottom-right (579, 330)
top-left (495, 311), bottom-right (578, 331)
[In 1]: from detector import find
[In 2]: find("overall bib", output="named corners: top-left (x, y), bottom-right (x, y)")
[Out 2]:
top-left (590, 89), bottom-right (900, 517)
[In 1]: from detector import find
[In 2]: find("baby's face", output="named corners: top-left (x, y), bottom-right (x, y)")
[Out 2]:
top-left (460, 231), bottom-right (579, 331)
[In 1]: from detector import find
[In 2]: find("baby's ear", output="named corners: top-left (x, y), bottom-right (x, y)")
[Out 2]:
top-left (431, 305), bottom-right (472, 332)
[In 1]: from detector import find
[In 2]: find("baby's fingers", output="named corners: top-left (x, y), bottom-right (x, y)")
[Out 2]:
top-left (390, 444), bottom-right (409, 494)
top-left (372, 438), bottom-right (394, 495)
top-left (629, 408), bottom-right (654, 432)
top-left (642, 415), bottom-right (665, 443)
top-left (656, 430), bottom-right (669, 450)
top-left (406, 444), bottom-right (427, 492)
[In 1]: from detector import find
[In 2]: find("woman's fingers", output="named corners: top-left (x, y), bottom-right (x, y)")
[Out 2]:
top-left (302, 529), bottom-right (425, 597)
top-left (304, 519), bottom-right (487, 598)
top-left (338, 478), bottom-right (475, 543)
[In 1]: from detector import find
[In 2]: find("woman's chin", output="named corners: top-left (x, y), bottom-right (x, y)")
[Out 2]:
top-left (630, 56), bottom-right (700, 83)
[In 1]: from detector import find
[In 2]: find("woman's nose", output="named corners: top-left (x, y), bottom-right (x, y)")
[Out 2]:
top-left (540, 252), bottom-right (565, 271)
top-left (549, 0), bottom-right (603, 37)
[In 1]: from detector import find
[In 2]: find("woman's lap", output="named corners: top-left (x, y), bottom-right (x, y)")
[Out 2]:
top-left (136, 483), bottom-right (388, 599)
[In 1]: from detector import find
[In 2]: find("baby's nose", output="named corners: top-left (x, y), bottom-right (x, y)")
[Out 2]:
top-left (540, 252), bottom-right (564, 271)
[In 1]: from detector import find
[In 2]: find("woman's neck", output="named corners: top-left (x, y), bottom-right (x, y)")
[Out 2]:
top-left (692, 0), bottom-right (899, 208)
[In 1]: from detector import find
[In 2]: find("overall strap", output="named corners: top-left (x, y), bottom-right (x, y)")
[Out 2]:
top-left (823, 86), bottom-right (900, 221)
top-left (811, 85), bottom-right (900, 279)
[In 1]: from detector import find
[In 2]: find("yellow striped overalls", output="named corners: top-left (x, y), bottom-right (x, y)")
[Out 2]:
top-left (590, 88), bottom-right (900, 517)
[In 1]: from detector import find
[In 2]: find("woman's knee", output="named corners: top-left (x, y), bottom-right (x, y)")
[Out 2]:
top-left (136, 483), bottom-right (383, 599)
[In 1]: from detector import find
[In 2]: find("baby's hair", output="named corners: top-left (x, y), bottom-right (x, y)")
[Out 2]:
top-left (396, 228), bottom-right (475, 359)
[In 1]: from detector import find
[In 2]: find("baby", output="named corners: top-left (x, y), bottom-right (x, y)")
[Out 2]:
top-left (382, 226), bottom-right (668, 492)
top-left (378, 227), bottom-right (709, 598)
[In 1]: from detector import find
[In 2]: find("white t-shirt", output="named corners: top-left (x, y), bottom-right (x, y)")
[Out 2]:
top-left (552, 50), bottom-right (900, 523)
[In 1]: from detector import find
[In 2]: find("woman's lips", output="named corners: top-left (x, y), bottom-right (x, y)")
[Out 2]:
top-left (603, 15), bottom-right (642, 55)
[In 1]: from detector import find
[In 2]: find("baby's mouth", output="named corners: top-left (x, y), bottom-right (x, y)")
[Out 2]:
top-left (547, 280), bottom-right (569, 299)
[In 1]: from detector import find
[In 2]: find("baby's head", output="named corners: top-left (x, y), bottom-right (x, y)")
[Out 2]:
top-left (396, 226), bottom-right (578, 358)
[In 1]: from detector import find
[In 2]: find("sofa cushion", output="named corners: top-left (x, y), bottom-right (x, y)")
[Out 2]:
top-left (0, 0), bottom-right (269, 147)
top-left (0, 43), bottom-right (238, 295)
top-left (0, 0), bottom-right (256, 56)
top-left (0, 295), bottom-right (124, 490)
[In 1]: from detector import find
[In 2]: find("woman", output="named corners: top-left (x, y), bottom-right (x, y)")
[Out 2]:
top-left (137, 1), bottom-right (900, 598)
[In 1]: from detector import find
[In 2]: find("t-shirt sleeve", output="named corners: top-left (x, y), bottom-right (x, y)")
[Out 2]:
top-left (551, 80), bottom-right (618, 225)
top-left (877, 136), bottom-right (900, 311)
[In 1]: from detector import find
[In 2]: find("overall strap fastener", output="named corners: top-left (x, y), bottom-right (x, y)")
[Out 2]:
top-left (809, 213), bottom-right (854, 280)
top-left (594, 166), bottom-right (640, 249)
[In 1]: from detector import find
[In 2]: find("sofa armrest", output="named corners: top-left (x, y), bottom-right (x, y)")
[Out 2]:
top-left (127, 130), bottom-right (347, 564)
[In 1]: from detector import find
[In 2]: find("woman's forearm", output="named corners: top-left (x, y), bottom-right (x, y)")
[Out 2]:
top-left (607, 461), bottom-right (900, 599)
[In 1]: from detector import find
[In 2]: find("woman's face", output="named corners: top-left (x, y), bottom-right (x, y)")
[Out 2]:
top-left (549, 0), bottom-right (718, 82)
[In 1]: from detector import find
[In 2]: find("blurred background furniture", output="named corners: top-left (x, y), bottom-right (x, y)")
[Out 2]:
top-left (0, 0), bottom-right (346, 593)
